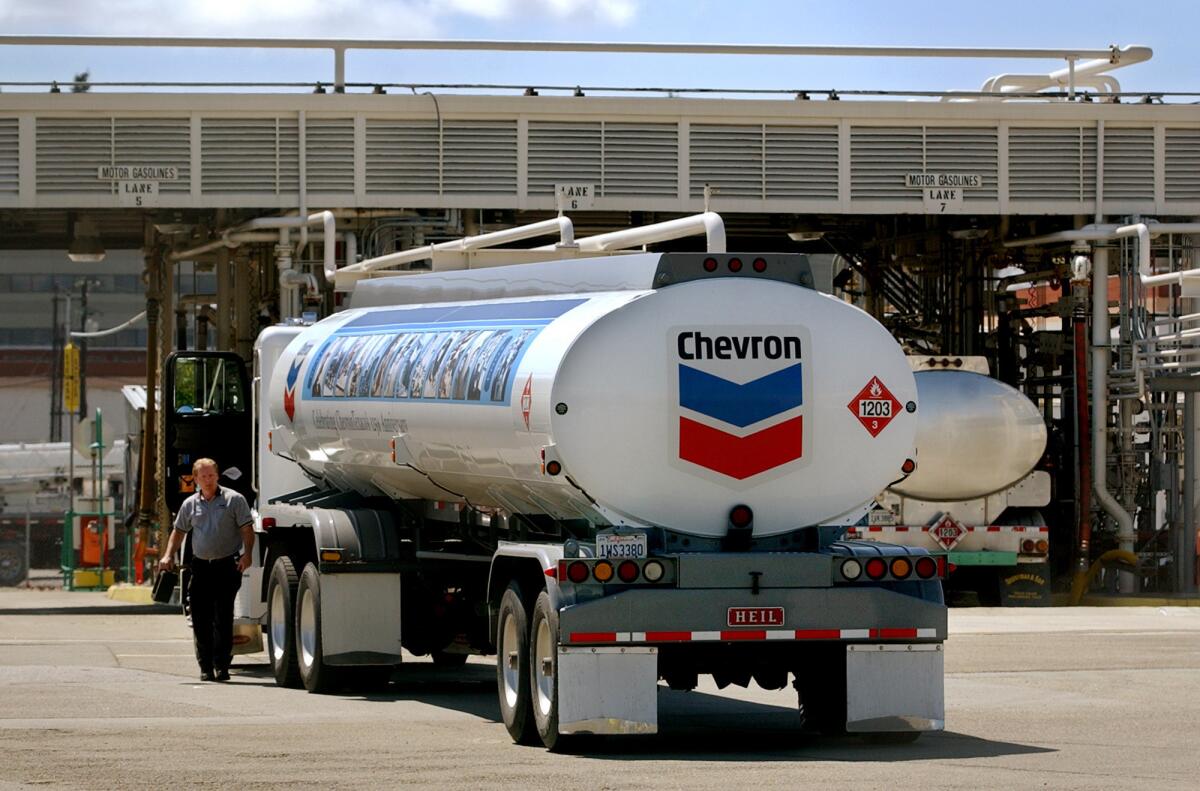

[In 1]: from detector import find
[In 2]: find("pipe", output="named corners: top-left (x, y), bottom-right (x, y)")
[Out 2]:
top-left (981, 45), bottom-right (1152, 94)
top-left (344, 231), bottom-right (357, 271)
top-left (535, 212), bottom-right (726, 254)
top-left (1073, 317), bottom-right (1092, 577)
top-left (1090, 245), bottom-right (1136, 584)
top-left (69, 311), bottom-right (146, 338)
top-left (237, 211), bottom-right (337, 282)
top-left (342, 216), bottom-right (577, 275)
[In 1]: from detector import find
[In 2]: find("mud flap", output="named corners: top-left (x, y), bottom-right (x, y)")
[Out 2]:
top-left (319, 573), bottom-right (403, 666)
top-left (558, 646), bottom-right (658, 735)
top-left (1000, 562), bottom-right (1052, 606)
top-left (845, 644), bottom-right (944, 733)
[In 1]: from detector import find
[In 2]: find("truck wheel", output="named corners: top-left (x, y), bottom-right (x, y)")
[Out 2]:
top-left (530, 590), bottom-right (572, 751)
top-left (267, 556), bottom-right (302, 688)
top-left (496, 581), bottom-right (537, 745)
top-left (296, 563), bottom-right (337, 693)
top-left (0, 544), bottom-right (26, 587)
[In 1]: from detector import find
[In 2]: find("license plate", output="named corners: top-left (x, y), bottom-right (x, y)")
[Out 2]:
top-left (727, 607), bottom-right (785, 627)
top-left (595, 533), bottom-right (647, 559)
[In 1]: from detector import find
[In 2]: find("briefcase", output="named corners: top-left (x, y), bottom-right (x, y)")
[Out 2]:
top-left (151, 568), bottom-right (178, 603)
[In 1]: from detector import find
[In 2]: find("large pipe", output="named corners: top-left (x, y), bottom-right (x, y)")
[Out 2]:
top-left (1090, 245), bottom-right (1136, 585)
top-left (535, 212), bottom-right (726, 254)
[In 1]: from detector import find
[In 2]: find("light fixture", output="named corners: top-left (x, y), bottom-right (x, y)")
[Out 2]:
top-left (787, 220), bottom-right (824, 242)
top-left (67, 218), bottom-right (106, 263)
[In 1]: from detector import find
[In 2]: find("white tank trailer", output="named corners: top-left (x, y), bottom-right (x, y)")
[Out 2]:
top-left (853, 357), bottom-right (1053, 605)
top-left (233, 250), bottom-right (948, 750)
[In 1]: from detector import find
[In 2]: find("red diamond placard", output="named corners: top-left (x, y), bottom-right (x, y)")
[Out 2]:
top-left (847, 376), bottom-right (902, 437)
top-left (929, 515), bottom-right (966, 551)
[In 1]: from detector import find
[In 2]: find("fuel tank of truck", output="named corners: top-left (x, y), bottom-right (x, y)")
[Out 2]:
top-left (266, 255), bottom-right (918, 538)
top-left (888, 370), bottom-right (1047, 501)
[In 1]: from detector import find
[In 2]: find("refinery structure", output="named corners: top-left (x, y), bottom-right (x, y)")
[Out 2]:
top-left (1, 35), bottom-right (1198, 604)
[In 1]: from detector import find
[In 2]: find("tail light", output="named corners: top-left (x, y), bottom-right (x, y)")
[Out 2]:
top-left (752, 257), bottom-right (767, 273)
top-left (566, 561), bottom-right (589, 584)
top-left (592, 561), bottom-right (614, 583)
top-left (1022, 539), bottom-right (1036, 553)
top-left (642, 560), bottom-right (665, 582)
top-left (865, 558), bottom-right (887, 580)
top-left (840, 559), bottom-right (862, 580)
top-left (617, 560), bottom-right (640, 583)
top-left (890, 558), bottom-right (912, 579)
top-left (915, 556), bottom-right (937, 579)
top-left (728, 257), bottom-right (743, 273)
top-left (260, 517), bottom-right (276, 530)
top-left (1036, 539), bottom-right (1049, 554)
top-left (703, 257), bottom-right (718, 272)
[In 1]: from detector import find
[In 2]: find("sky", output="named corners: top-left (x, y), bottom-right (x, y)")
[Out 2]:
top-left (0, 0), bottom-right (1196, 98)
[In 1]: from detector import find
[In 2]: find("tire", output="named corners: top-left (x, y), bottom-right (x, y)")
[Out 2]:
top-left (496, 581), bottom-right (538, 745)
top-left (266, 556), bottom-right (302, 688)
top-left (0, 544), bottom-right (26, 587)
top-left (296, 562), bottom-right (337, 693)
top-left (530, 590), bottom-right (572, 751)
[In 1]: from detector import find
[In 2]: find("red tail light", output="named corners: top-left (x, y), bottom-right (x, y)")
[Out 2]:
top-left (865, 558), bottom-right (887, 580)
top-left (260, 517), bottom-right (276, 530)
top-left (915, 556), bottom-right (937, 579)
top-left (728, 257), bottom-right (743, 273)
top-left (617, 560), bottom-right (640, 583)
top-left (752, 257), bottom-right (767, 273)
top-left (566, 561), bottom-right (590, 584)
top-left (703, 257), bottom-right (718, 272)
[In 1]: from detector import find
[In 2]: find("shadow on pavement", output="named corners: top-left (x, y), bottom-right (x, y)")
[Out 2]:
top-left (0, 604), bottom-right (178, 615)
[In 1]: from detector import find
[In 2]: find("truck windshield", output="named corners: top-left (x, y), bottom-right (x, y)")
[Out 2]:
top-left (172, 356), bottom-right (246, 415)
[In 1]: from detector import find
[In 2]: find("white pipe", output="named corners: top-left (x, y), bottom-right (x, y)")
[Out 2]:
top-left (980, 45), bottom-right (1152, 94)
top-left (70, 311), bottom-right (146, 338)
top-left (985, 74), bottom-right (1120, 94)
top-left (237, 211), bottom-right (337, 282)
top-left (0, 35), bottom-right (1126, 61)
top-left (535, 212), bottom-right (726, 254)
top-left (344, 231), bottom-right (357, 270)
top-left (343, 217), bottom-right (576, 274)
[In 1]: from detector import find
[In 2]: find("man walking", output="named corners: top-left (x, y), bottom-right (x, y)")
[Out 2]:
top-left (159, 458), bottom-right (254, 682)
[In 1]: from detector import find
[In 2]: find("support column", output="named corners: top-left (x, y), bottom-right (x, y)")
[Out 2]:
top-left (1184, 394), bottom-right (1198, 593)
top-left (216, 246), bottom-right (233, 351)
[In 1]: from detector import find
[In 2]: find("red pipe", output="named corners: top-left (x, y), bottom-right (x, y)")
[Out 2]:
top-left (1074, 317), bottom-right (1092, 571)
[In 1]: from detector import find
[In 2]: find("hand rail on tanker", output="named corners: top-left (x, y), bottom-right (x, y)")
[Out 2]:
top-left (531, 212), bottom-right (727, 255)
top-left (334, 216), bottom-right (578, 290)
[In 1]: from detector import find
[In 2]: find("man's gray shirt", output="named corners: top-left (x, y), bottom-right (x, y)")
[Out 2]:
top-left (174, 486), bottom-right (252, 560)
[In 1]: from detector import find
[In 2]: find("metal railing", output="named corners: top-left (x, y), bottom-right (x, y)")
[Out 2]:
top-left (0, 35), bottom-right (1153, 98)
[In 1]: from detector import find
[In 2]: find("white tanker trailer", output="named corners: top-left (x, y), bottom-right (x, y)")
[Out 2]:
top-left (174, 248), bottom-right (948, 749)
top-left (849, 356), bottom-right (1053, 605)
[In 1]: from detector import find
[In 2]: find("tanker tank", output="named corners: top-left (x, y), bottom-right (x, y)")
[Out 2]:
top-left (267, 252), bottom-right (919, 539)
top-left (888, 369), bottom-right (1047, 501)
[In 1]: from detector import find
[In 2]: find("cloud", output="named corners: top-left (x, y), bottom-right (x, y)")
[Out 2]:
top-left (0, 0), bottom-right (638, 36)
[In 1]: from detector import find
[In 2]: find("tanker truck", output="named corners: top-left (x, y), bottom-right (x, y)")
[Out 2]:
top-left (846, 356), bottom-right (1052, 605)
top-left (164, 247), bottom-right (947, 749)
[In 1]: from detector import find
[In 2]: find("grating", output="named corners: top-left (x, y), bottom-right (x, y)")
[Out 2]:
top-left (1009, 126), bottom-right (1097, 202)
top-left (442, 120), bottom-right (517, 194)
top-left (0, 118), bottom-right (17, 195)
top-left (36, 118), bottom-right (114, 194)
top-left (603, 122), bottom-right (677, 197)
top-left (365, 119), bottom-right (439, 193)
top-left (305, 117), bottom-right (354, 193)
top-left (528, 121), bottom-right (602, 196)
top-left (1165, 128), bottom-right (1200, 202)
top-left (1103, 127), bottom-right (1154, 201)
top-left (201, 117), bottom-right (299, 194)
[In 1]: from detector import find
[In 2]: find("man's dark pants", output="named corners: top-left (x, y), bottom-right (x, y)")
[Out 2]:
top-left (188, 555), bottom-right (240, 673)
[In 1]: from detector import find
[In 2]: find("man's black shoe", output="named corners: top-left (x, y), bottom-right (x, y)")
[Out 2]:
top-left (214, 669), bottom-right (231, 682)
top-left (200, 670), bottom-right (215, 682)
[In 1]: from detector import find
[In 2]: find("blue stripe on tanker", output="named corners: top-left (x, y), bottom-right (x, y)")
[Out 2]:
top-left (678, 363), bottom-right (803, 428)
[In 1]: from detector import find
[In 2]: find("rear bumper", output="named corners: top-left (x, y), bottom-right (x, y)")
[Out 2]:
top-left (559, 584), bottom-right (946, 647)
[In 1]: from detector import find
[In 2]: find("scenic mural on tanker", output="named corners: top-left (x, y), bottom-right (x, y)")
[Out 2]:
top-left (302, 298), bottom-right (586, 407)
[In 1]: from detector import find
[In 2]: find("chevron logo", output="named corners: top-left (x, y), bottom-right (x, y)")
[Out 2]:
top-left (676, 361), bottom-right (804, 480)
top-left (283, 342), bottom-right (314, 423)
